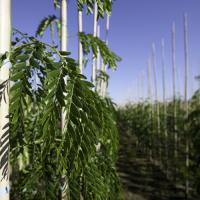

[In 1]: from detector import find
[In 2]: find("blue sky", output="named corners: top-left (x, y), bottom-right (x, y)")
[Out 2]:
top-left (13, 0), bottom-right (200, 104)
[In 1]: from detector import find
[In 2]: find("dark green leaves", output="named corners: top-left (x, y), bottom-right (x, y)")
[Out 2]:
top-left (79, 32), bottom-right (121, 70)
top-left (53, 0), bottom-right (61, 8)
top-left (0, 80), bottom-right (8, 104)
top-left (8, 34), bottom-right (121, 199)
top-left (36, 15), bottom-right (60, 43)
top-left (78, 0), bottom-right (113, 17)
top-left (0, 52), bottom-right (9, 67)
top-left (0, 118), bottom-right (9, 180)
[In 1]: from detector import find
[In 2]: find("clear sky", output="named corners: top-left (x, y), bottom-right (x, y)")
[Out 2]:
top-left (13, 0), bottom-right (200, 104)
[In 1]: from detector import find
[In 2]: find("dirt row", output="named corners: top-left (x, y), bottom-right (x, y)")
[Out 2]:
top-left (117, 134), bottom-right (197, 200)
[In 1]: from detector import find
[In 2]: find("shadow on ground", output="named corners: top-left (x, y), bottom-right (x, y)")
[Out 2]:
top-left (117, 134), bottom-right (198, 200)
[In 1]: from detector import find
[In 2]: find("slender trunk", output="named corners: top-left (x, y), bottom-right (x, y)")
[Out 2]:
top-left (172, 22), bottom-right (178, 180)
top-left (102, 14), bottom-right (110, 97)
top-left (137, 77), bottom-right (140, 102)
top-left (92, 2), bottom-right (98, 88)
top-left (60, 0), bottom-right (68, 199)
top-left (0, 0), bottom-right (11, 199)
top-left (184, 13), bottom-right (189, 199)
top-left (97, 25), bottom-right (101, 71)
top-left (60, 0), bottom-right (67, 147)
top-left (96, 25), bottom-right (101, 93)
top-left (141, 71), bottom-right (144, 102)
top-left (161, 38), bottom-right (168, 175)
top-left (152, 43), bottom-right (161, 160)
top-left (78, 10), bottom-right (83, 73)
top-left (148, 59), bottom-right (153, 161)
top-left (60, 0), bottom-right (68, 52)
top-left (78, 9), bottom-right (84, 200)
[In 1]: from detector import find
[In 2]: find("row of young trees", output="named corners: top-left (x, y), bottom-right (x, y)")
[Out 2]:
top-left (0, 0), bottom-right (122, 199)
top-left (117, 94), bottom-right (200, 199)
top-left (117, 14), bottom-right (200, 199)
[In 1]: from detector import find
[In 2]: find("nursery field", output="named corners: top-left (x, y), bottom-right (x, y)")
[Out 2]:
top-left (116, 99), bottom-right (200, 200)
top-left (1, 0), bottom-right (200, 200)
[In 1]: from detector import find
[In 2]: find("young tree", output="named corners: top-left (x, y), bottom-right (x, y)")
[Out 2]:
top-left (161, 38), bottom-right (168, 175)
top-left (0, 0), bottom-right (11, 199)
top-left (7, 1), bottom-right (122, 199)
top-left (91, 2), bottom-right (98, 87)
top-left (60, 0), bottom-right (68, 132)
top-left (147, 58), bottom-right (153, 160)
top-left (78, 8), bottom-right (83, 73)
top-left (184, 13), bottom-right (189, 199)
top-left (152, 43), bottom-right (161, 160)
top-left (171, 22), bottom-right (178, 179)
top-left (102, 14), bottom-right (110, 97)
top-left (96, 24), bottom-right (101, 93)
top-left (60, 1), bottom-right (69, 198)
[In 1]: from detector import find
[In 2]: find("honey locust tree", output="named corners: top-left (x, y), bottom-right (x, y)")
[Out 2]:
top-left (0, 0), bottom-right (122, 199)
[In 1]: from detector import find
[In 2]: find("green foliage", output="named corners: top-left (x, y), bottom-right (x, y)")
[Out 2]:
top-left (96, 69), bottom-right (109, 82)
top-left (79, 32), bottom-right (121, 70)
top-left (78, 0), bottom-right (113, 16)
top-left (188, 90), bottom-right (200, 194)
top-left (116, 96), bottom-right (200, 197)
top-left (53, 0), bottom-right (61, 8)
top-left (0, 80), bottom-right (8, 103)
top-left (36, 15), bottom-right (61, 42)
top-left (0, 0), bottom-right (122, 198)
top-left (0, 31), bottom-right (122, 199)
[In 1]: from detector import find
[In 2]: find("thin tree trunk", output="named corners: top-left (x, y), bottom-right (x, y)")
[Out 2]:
top-left (183, 13), bottom-right (189, 199)
top-left (161, 38), bottom-right (168, 175)
top-left (172, 22), bottom-right (178, 180)
top-left (78, 10), bottom-right (83, 73)
top-left (96, 24), bottom-right (101, 93)
top-left (60, 0), bottom-right (68, 52)
top-left (152, 43), bottom-right (161, 160)
top-left (60, 0), bottom-right (68, 199)
top-left (0, 0), bottom-right (11, 199)
top-left (78, 9), bottom-right (84, 200)
top-left (141, 71), bottom-right (144, 102)
top-left (92, 2), bottom-right (98, 88)
top-left (60, 0), bottom-right (68, 148)
top-left (102, 14), bottom-right (110, 97)
top-left (148, 59), bottom-right (153, 161)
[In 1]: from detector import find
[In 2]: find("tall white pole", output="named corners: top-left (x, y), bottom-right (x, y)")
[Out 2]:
top-left (184, 13), bottom-right (189, 199)
top-left (61, 0), bottom-right (68, 142)
top-left (96, 24), bottom-right (101, 93)
top-left (147, 59), bottom-right (152, 102)
top-left (105, 15), bottom-right (110, 46)
top-left (148, 58), bottom-right (152, 160)
top-left (140, 71), bottom-right (144, 102)
top-left (152, 43), bottom-right (161, 159)
top-left (161, 38), bottom-right (168, 175)
top-left (102, 14), bottom-right (110, 96)
top-left (60, 0), bottom-right (68, 199)
top-left (78, 9), bottom-right (84, 200)
top-left (172, 22), bottom-right (176, 101)
top-left (152, 44), bottom-right (158, 103)
top-left (137, 76), bottom-right (140, 102)
top-left (172, 22), bottom-right (178, 171)
top-left (161, 38), bottom-right (167, 129)
top-left (78, 10), bottom-right (83, 73)
top-left (0, 0), bottom-right (11, 199)
top-left (97, 25), bottom-right (101, 73)
top-left (60, 0), bottom-right (68, 52)
top-left (92, 2), bottom-right (98, 87)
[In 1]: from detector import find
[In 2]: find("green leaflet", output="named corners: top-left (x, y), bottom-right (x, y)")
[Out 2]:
top-left (78, 0), bottom-right (113, 17)
top-left (79, 32), bottom-right (121, 70)
top-left (36, 15), bottom-right (60, 44)
top-left (9, 37), bottom-right (121, 200)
